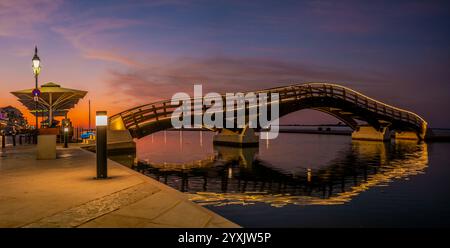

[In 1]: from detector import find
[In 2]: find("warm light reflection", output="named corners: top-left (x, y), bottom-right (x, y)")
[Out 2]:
top-left (142, 155), bottom-right (216, 171)
top-left (187, 142), bottom-right (428, 207)
top-left (125, 132), bottom-right (429, 208)
top-left (228, 167), bottom-right (233, 179)
top-left (179, 130), bottom-right (183, 150)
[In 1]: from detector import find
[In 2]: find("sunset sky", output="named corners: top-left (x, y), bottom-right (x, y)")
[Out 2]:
top-left (0, 0), bottom-right (449, 128)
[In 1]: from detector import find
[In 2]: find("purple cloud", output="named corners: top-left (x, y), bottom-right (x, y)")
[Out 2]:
top-left (105, 55), bottom-right (386, 102)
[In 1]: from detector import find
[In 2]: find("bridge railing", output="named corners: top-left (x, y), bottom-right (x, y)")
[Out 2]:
top-left (110, 83), bottom-right (427, 135)
top-left (264, 83), bottom-right (426, 131)
top-left (318, 83), bottom-right (426, 129)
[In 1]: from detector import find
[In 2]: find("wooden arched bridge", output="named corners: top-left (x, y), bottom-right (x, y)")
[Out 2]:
top-left (109, 82), bottom-right (427, 145)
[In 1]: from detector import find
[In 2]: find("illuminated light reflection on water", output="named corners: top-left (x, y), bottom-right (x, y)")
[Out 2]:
top-left (109, 131), bottom-right (450, 227)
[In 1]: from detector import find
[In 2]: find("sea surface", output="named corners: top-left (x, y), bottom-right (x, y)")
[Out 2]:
top-left (109, 131), bottom-right (450, 227)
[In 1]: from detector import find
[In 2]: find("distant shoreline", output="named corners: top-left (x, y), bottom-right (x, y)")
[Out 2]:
top-left (166, 126), bottom-right (450, 141)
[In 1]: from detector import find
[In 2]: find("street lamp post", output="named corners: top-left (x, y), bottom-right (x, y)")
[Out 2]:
top-left (96, 111), bottom-right (108, 179)
top-left (32, 46), bottom-right (41, 143)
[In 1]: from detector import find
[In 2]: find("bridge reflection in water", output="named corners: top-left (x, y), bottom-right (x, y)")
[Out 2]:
top-left (111, 136), bottom-right (428, 208)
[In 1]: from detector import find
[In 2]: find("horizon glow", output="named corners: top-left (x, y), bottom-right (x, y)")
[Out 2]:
top-left (1, 0), bottom-right (449, 128)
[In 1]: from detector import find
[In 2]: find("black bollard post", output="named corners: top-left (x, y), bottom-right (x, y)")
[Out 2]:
top-left (12, 135), bottom-right (16, 146)
top-left (96, 111), bottom-right (108, 179)
top-left (1, 134), bottom-right (5, 148)
top-left (64, 127), bottom-right (68, 148)
top-left (19, 135), bottom-right (22, 145)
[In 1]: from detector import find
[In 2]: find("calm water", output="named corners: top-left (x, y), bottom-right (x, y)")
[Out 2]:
top-left (110, 131), bottom-right (450, 227)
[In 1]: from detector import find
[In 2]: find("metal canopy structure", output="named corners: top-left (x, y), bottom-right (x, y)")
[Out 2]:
top-left (11, 82), bottom-right (87, 125)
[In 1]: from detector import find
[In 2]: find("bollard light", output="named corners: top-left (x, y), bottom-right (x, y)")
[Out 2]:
top-left (63, 127), bottom-right (69, 148)
top-left (96, 111), bottom-right (108, 179)
top-left (96, 112), bottom-right (108, 126)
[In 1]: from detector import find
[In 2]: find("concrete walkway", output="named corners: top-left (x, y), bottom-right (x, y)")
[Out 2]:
top-left (0, 145), bottom-right (239, 228)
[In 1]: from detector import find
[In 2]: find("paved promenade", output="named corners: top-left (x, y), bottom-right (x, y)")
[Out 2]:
top-left (0, 145), bottom-right (239, 228)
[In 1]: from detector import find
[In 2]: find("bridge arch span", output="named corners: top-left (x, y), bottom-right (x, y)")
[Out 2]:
top-left (109, 83), bottom-right (427, 142)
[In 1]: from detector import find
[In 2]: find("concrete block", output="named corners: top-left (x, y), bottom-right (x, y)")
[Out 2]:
top-left (37, 135), bottom-right (56, 160)
top-left (351, 126), bottom-right (390, 142)
top-left (213, 128), bottom-right (259, 147)
top-left (394, 131), bottom-right (419, 140)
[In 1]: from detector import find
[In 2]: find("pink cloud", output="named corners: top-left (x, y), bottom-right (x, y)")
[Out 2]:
top-left (0, 0), bottom-right (63, 37)
top-left (104, 55), bottom-right (385, 109)
top-left (83, 50), bottom-right (143, 68)
top-left (52, 18), bottom-right (143, 66)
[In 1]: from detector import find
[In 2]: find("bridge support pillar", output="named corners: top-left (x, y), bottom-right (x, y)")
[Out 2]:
top-left (351, 126), bottom-right (390, 142)
top-left (213, 127), bottom-right (259, 147)
top-left (393, 131), bottom-right (419, 141)
top-left (105, 116), bottom-right (136, 153)
top-left (106, 129), bottom-right (136, 153)
top-left (214, 145), bottom-right (258, 167)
